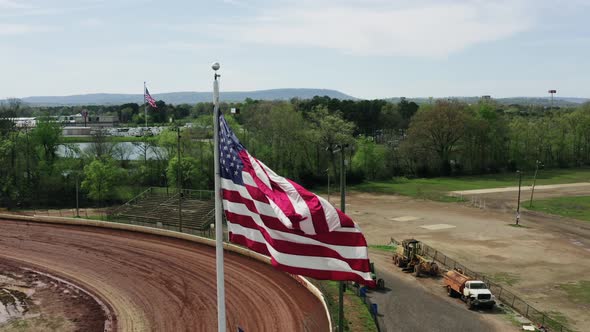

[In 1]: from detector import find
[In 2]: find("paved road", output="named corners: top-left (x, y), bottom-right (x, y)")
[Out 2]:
top-left (0, 219), bottom-right (329, 332)
top-left (450, 182), bottom-right (590, 195)
top-left (367, 250), bottom-right (515, 332)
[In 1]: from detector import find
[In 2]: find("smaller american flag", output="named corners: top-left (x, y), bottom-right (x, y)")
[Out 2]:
top-left (145, 87), bottom-right (158, 108)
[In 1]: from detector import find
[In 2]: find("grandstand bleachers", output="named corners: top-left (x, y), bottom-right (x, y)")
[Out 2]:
top-left (109, 188), bottom-right (215, 233)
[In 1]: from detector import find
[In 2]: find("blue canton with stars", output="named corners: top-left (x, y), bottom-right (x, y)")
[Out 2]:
top-left (219, 113), bottom-right (245, 185)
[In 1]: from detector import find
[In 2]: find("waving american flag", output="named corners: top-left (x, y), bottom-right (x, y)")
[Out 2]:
top-left (219, 113), bottom-right (375, 286)
top-left (144, 87), bottom-right (157, 108)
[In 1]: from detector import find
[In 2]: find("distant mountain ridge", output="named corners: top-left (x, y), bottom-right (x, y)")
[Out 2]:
top-left (3, 90), bottom-right (588, 107)
top-left (387, 96), bottom-right (589, 106)
top-left (8, 89), bottom-right (357, 106)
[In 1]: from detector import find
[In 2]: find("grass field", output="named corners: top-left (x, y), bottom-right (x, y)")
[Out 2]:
top-left (368, 244), bottom-right (396, 253)
top-left (352, 168), bottom-right (590, 201)
top-left (528, 196), bottom-right (590, 222)
top-left (560, 280), bottom-right (590, 305)
top-left (312, 280), bottom-right (377, 332)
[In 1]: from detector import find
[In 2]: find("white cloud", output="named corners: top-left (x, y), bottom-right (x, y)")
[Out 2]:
top-left (214, 0), bottom-right (534, 57)
top-left (0, 0), bottom-right (33, 9)
top-left (79, 18), bottom-right (103, 27)
top-left (0, 23), bottom-right (56, 35)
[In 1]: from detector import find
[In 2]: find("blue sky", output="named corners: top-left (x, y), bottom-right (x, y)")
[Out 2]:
top-left (1, 0), bottom-right (589, 99)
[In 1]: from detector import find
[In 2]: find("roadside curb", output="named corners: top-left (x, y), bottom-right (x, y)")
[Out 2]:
top-left (0, 213), bottom-right (332, 332)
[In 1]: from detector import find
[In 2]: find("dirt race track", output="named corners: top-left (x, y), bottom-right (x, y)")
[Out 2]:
top-left (0, 219), bottom-right (329, 332)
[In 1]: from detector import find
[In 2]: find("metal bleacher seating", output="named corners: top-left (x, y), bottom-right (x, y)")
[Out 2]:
top-left (108, 188), bottom-right (215, 233)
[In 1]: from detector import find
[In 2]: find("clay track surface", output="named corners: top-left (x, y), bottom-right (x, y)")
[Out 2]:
top-left (0, 219), bottom-right (329, 332)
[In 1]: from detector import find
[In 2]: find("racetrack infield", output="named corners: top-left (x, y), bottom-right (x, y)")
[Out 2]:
top-left (0, 219), bottom-right (329, 332)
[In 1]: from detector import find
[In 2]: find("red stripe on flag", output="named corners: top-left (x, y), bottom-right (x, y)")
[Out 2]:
top-left (229, 233), bottom-right (375, 287)
top-left (223, 192), bottom-right (368, 247)
top-left (240, 150), bottom-right (305, 228)
top-left (226, 214), bottom-right (370, 272)
top-left (272, 262), bottom-right (376, 288)
top-left (229, 232), bottom-right (271, 256)
top-left (287, 179), bottom-right (329, 234)
top-left (337, 210), bottom-right (355, 228)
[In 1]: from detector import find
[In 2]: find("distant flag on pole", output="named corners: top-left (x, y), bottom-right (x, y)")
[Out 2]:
top-left (218, 113), bottom-right (375, 287)
top-left (144, 87), bottom-right (158, 108)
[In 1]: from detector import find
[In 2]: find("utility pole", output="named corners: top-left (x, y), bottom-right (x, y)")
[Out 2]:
top-left (177, 126), bottom-right (183, 232)
top-left (516, 170), bottom-right (523, 225)
top-left (529, 160), bottom-right (541, 207)
top-left (338, 145), bottom-right (347, 332)
top-left (75, 171), bottom-right (80, 217)
top-left (326, 168), bottom-right (331, 204)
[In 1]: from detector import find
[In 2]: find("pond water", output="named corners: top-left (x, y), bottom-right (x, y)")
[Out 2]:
top-left (57, 142), bottom-right (167, 160)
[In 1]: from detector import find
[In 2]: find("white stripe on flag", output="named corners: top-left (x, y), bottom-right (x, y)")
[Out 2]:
top-left (224, 200), bottom-right (368, 259)
top-left (228, 221), bottom-right (372, 281)
top-left (256, 158), bottom-right (316, 235)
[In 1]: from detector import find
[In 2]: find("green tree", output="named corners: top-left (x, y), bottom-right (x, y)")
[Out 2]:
top-left (308, 106), bottom-right (355, 177)
top-left (81, 158), bottom-right (123, 206)
top-left (242, 102), bottom-right (307, 177)
top-left (380, 103), bottom-right (402, 129)
top-left (352, 137), bottom-right (386, 180)
top-left (398, 97), bottom-right (419, 128)
top-left (166, 156), bottom-right (209, 190)
top-left (405, 100), bottom-right (471, 175)
top-left (461, 101), bottom-right (509, 173)
top-left (31, 118), bottom-right (62, 163)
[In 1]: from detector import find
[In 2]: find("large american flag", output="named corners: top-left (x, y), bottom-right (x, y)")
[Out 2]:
top-left (144, 87), bottom-right (157, 108)
top-left (219, 113), bottom-right (375, 286)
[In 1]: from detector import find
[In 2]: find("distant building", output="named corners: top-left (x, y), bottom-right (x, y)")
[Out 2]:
top-left (62, 127), bottom-right (92, 136)
top-left (60, 113), bottom-right (119, 128)
top-left (9, 117), bottom-right (36, 128)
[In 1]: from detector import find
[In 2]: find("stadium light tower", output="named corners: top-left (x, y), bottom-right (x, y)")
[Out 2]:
top-left (548, 89), bottom-right (557, 109)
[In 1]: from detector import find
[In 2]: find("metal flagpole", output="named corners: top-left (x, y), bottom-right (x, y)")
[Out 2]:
top-left (212, 62), bottom-right (226, 332)
top-left (144, 81), bottom-right (148, 128)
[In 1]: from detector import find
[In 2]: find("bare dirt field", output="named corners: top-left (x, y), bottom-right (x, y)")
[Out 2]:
top-left (0, 219), bottom-right (329, 332)
top-left (339, 189), bottom-right (590, 332)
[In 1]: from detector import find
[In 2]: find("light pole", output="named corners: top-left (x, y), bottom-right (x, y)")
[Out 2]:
top-left (62, 170), bottom-right (80, 218)
top-left (338, 144), bottom-right (348, 332)
top-left (548, 89), bottom-right (557, 109)
top-left (327, 143), bottom-right (348, 332)
top-left (325, 168), bottom-right (331, 204)
top-left (177, 126), bottom-right (183, 232)
top-left (75, 171), bottom-right (80, 217)
top-left (529, 160), bottom-right (542, 207)
top-left (516, 170), bottom-right (523, 225)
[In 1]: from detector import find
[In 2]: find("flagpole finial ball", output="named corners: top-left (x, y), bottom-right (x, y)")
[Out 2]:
top-left (212, 62), bottom-right (220, 71)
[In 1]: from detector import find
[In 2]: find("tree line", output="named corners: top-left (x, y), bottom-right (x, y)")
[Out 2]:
top-left (1, 96), bottom-right (589, 209)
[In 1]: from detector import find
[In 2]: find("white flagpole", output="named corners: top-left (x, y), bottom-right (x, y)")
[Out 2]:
top-left (144, 81), bottom-right (147, 128)
top-left (212, 62), bottom-right (226, 332)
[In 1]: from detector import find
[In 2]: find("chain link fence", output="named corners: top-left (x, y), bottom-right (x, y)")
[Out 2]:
top-left (391, 238), bottom-right (572, 332)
